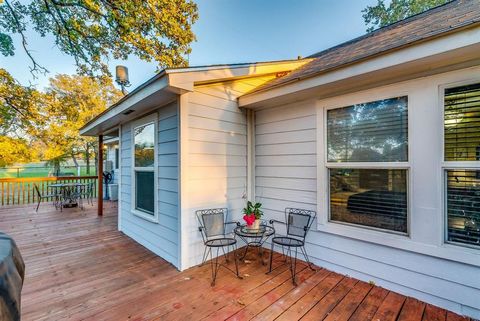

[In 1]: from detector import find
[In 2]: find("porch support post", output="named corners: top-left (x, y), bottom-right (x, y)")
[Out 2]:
top-left (98, 135), bottom-right (103, 216)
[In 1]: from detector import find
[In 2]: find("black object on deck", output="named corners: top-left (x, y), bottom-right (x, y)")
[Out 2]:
top-left (0, 232), bottom-right (25, 321)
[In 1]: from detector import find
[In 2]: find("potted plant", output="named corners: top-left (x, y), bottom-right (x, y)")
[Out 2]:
top-left (242, 201), bottom-right (263, 230)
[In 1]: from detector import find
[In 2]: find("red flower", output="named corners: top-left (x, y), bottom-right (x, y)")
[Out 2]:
top-left (243, 213), bottom-right (256, 226)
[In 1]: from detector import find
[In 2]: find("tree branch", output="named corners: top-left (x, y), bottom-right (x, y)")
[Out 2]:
top-left (4, 0), bottom-right (48, 75)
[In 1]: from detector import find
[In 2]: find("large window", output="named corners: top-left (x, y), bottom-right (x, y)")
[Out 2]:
top-left (327, 96), bottom-right (409, 233)
top-left (132, 117), bottom-right (156, 219)
top-left (444, 83), bottom-right (480, 247)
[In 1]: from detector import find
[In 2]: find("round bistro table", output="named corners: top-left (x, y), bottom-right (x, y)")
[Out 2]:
top-left (234, 223), bottom-right (274, 265)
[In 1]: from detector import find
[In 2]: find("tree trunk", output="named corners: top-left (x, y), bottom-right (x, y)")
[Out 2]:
top-left (94, 150), bottom-right (98, 176)
top-left (71, 152), bottom-right (79, 175)
top-left (71, 153), bottom-right (78, 167)
top-left (54, 160), bottom-right (61, 177)
top-left (85, 144), bottom-right (90, 175)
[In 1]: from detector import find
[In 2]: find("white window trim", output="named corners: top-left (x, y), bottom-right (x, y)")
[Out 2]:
top-left (131, 113), bottom-right (159, 223)
top-left (439, 79), bottom-right (480, 249)
top-left (317, 91), bottom-right (412, 238)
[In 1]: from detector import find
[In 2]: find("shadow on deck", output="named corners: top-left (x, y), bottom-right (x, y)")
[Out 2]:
top-left (0, 202), bottom-right (471, 320)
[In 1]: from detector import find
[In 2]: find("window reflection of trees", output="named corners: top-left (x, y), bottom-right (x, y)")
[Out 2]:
top-left (327, 97), bottom-right (408, 162)
top-left (134, 123), bottom-right (155, 167)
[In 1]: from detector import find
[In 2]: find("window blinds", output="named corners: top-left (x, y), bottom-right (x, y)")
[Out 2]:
top-left (444, 83), bottom-right (480, 162)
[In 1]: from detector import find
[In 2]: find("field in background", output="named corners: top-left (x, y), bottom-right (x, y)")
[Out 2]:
top-left (0, 162), bottom-right (97, 178)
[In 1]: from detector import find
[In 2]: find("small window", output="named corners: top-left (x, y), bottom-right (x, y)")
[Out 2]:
top-left (132, 119), bottom-right (156, 218)
top-left (444, 83), bottom-right (480, 247)
top-left (327, 96), bottom-right (409, 233)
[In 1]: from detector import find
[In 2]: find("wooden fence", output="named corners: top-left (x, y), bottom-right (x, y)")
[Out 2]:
top-left (0, 176), bottom-right (98, 206)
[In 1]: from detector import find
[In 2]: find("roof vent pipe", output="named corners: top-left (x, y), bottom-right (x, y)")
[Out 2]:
top-left (115, 65), bottom-right (131, 95)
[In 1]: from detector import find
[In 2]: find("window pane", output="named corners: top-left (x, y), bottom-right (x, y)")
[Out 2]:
top-left (446, 170), bottom-right (480, 247)
top-left (135, 171), bottom-right (154, 214)
top-left (327, 97), bottom-right (408, 162)
top-left (444, 83), bottom-right (480, 161)
top-left (330, 168), bottom-right (408, 233)
top-left (134, 123), bottom-right (155, 167)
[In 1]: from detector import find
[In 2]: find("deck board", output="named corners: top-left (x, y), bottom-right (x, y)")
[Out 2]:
top-left (349, 286), bottom-right (389, 321)
top-left (397, 297), bottom-right (426, 321)
top-left (0, 202), bottom-right (472, 321)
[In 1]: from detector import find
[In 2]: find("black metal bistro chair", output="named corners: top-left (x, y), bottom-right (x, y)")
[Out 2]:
top-left (80, 182), bottom-right (95, 206)
top-left (71, 184), bottom-right (85, 210)
top-left (196, 208), bottom-right (242, 286)
top-left (268, 208), bottom-right (317, 285)
top-left (33, 184), bottom-right (60, 212)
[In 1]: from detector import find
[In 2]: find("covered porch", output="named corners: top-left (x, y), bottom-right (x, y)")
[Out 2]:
top-left (0, 202), bottom-right (471, 321)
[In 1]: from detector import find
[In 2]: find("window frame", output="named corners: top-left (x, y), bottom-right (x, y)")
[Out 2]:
top-left (320, 93), bottom-right (412, 236)
top-left (440, 80), bottom-right (480, 249)
top-left (130, 113), bottom-right (159, 223)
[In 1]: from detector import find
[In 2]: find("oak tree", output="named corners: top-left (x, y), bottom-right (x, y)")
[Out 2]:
top-left (38, 74), bottom-right (122, 174)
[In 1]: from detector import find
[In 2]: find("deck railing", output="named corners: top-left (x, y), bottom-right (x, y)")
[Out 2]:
top-left (0, 176), bottom-right (98, 206)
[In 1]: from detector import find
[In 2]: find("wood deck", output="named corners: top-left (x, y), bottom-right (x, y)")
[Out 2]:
top-left (0, 202), bottom-right (472, 321)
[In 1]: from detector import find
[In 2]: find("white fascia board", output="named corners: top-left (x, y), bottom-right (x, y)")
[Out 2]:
top-left (166, 60), bottom-right (312, 88)
top-left (239, 27), bottom-right (480, 107)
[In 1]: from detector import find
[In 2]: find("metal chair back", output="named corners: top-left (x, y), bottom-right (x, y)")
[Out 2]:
top-left (196, 208), bottom-right (227, 242)
top-left (285, 208), bottom-right (316, 240)
top-left (33, 184), bottom-right (41, 199)
top-left (90, 181), bottom-right (95, 192)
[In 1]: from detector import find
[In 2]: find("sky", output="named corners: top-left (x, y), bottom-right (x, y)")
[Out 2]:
top-left (0, 0), bottom-right (376, 91)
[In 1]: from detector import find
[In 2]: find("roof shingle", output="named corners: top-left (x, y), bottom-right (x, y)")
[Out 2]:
top-left (247, 0), bottom-right (480, 94)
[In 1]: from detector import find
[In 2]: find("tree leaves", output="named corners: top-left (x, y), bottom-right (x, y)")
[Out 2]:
top-left (0, 33), bottom-right (14, 56)
top-left (362, 0), bottom-right (450, 32)
top-left (0, 68), bottom-right (43, 136)
top-left (0, 70), bottom-right (122, 167)
top-left (36, 74), bottom-right (122, 167)
top-left (0, 136), bottom-right (35, 167)
top-left (0, 0), bottom-right (198, 77)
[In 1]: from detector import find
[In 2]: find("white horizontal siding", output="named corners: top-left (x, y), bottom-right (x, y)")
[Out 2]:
top-left (254, 96), bottom-right (480, 318)
top-left (119, 101), bottom-right (179, 268)
top-left (181, 77), bottom-right (282, 269)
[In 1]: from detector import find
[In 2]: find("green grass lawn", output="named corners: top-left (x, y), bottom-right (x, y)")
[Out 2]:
top-left (0, 166), bottom-right (96, 178)
top-left (0, 163), bottom-right (99, 205)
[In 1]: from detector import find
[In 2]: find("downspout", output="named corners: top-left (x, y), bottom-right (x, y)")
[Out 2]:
top-left (246, 109), bottom-right (256, 201)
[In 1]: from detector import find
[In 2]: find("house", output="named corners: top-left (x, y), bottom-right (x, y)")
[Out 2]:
top-left (80, 0), bottom-right (480, 318)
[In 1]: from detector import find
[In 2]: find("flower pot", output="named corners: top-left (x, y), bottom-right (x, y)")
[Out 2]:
top-left (247, 219), bottom-right (261, 230)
